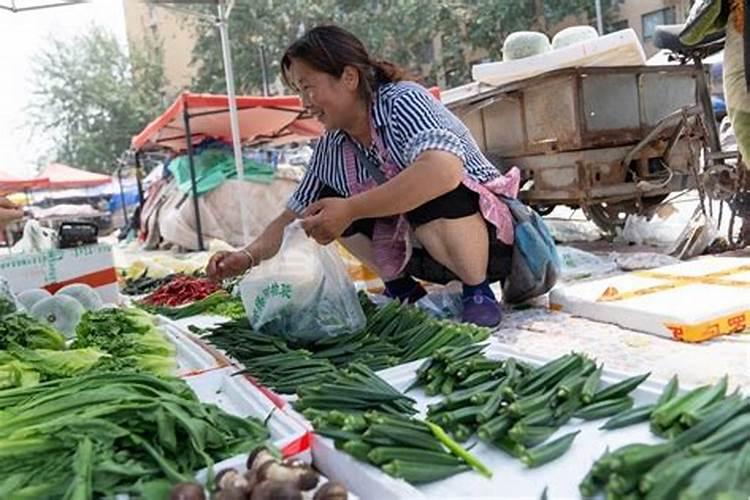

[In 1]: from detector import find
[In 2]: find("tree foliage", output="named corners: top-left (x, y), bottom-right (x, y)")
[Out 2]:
top-left (190, 0), bottom-right (619, 93)
top-left (28, 25), bottom-right (168, 173)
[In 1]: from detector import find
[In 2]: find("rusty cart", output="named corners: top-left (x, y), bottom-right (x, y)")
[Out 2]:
top-left (447, 64), bottom-right (715, 234)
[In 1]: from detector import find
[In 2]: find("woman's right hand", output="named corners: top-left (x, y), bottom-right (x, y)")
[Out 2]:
top-left (206, 250), bottom-right (253, 281)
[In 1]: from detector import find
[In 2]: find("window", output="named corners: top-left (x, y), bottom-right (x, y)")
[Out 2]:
top-left (642, 7), bottom-right (676, 40)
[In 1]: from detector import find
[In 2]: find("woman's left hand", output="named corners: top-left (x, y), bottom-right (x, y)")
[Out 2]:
top-left (302, 198), bottom-right (354, 245)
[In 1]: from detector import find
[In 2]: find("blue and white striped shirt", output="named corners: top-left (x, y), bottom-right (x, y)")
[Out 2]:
top-left (287, 81), bottom-right (501, 214)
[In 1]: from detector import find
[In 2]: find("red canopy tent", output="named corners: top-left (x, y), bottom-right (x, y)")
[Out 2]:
top-left (131, 92), bottom-right (322, 152)
top-left (0, 170), bottom-right (49, 193)
top-left (36, 163), bottom-right (111, 190)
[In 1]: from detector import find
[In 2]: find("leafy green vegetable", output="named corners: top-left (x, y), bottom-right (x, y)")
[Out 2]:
top-left (0, 372), bottom-right (270, 498)
top-left (73, 308), bottom-right (176, 376)
top-left (6, 344), bottom-right (107, 378)
top-left (0, 345), bottom-right (107, 389)
top-left (0, 312), bottom-right (66, 351)
top-left (0, 298), bottom-right (17, 318)
top-left (0, 360), bottom-right (40, 389)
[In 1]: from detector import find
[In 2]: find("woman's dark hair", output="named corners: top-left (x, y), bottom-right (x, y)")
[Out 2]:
top-left (281, 25), bottom-right (410, 102)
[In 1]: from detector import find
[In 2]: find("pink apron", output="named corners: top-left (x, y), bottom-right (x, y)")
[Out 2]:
top-left (342, 124), bottom-right (520, 281)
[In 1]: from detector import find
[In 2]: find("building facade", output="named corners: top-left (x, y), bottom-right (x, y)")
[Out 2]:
top-left (122, 1), bottom-right (198, 95)
top-left (607, 0), bottom-right (692, 56)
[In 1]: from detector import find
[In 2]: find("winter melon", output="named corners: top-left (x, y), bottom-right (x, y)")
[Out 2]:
top-left (552, 26), bottom-right (599, 50)
top-left (503, 31), bottom-right (552, 61)
top-left (56, 283), bottom-right (103, 311)
top-left (17, 289), bottom-right (53, 312)
top-left (30, 295), bottom-right (84, 339)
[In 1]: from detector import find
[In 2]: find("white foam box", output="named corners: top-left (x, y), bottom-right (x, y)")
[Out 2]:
top-left (472, 29), bottom-right (646, 87)
top-left (289, 341), bottom-right (679, 500)
top-left (369, 341), bottom-right (673, 499)
top-left (164, 316), bottom-right (304, 407)
top-left (156, 316), bottom-right (233, 377)
top-left (185, 367), bottom-right (313, 463)
top-left (0, 243), bottom-right (119, 304)
top-left (550, 256), bottom-right (750, 342)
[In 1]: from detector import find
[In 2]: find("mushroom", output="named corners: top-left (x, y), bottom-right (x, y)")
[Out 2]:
top-left (313, 482), bottom-right (348, 500)
top-left (249, 480), bottom-right (302, 500)
top-left (214, 484), bottom-right (247, 500)
top-left (256, 460), bottom-right (319, 491)
top-left (243, 468), bottom-right (259, 493)
top-left (282, 458), bottom-right (306, 468)
top-left (169, 483), bottom-right (206, 500)
top-left (246, 447), bottom-right (276, 472)
top-left (215, 468), bottom-right (250, 493)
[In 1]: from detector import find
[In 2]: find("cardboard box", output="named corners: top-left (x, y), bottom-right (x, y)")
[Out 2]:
top-left (0, 243), bottom-right (119, 304)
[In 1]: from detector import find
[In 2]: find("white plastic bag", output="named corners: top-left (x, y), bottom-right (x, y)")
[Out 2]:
top-left (239, 222), bottom-right (366, 345)
top-left (12, 220), bottom-right (55, 253)
top-left (557, 246), bottom-right (618, 281)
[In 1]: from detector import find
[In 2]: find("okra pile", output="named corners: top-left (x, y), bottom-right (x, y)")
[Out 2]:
top-left (303, 409), bottom-right (491, 484)
top-left (413, 345), bottom-right (650, 468)
top-left (197, 295), bottom-right (489, 394)
top-left (581, 375), bottom-right (750, 498)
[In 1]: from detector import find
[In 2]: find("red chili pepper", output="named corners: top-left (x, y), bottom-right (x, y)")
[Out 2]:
top-left (142, 275), bottom-right (219, 307)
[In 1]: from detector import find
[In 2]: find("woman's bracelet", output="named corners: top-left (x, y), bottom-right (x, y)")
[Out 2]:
top-left (239, 248), bottom-right (256, 268)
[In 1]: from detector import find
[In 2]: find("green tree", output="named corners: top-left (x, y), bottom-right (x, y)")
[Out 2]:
top-left (190, 0), bottom-right (619, 93)
top-left (28, 25), bottom-right (168, 174)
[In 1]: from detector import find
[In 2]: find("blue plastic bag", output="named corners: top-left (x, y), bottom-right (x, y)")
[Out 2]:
top-left (501, 197), bottom-right (561, 304)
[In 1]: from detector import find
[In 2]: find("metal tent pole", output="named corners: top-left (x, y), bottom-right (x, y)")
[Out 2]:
top-left (134, 151), bottom-right (146, 212)
top-left (182, 107), bottom-right (205, 251)
top-left (259, 43), bottom-right (269, 97)
top-left (116, 165), bottom-right (129, 227)
top-left (217, 0), bottom-right (250, 243)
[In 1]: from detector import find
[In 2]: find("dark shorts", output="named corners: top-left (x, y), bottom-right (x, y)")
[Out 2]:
top-left (318, 185), bottom-right (513, 285)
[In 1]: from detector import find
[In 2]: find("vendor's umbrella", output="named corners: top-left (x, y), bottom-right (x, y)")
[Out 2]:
top-left (148, 0), bottom-right (252, 245)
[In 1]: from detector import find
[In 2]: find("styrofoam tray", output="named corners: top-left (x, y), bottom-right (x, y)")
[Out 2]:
top-left (381, 340), bottom-right (675, 499)
top-left (185, 367), bottom-right (312, 461)
top-left (296, 339), bottom-right (680, 500)
top-left (549, 256), bottom-right (750, 342)
top-left (472, 28), bottom-right (646, 86)
top-left (161, 315), bottom-right (299, 406)
top-left (156, 316), bottom-right (232, 376)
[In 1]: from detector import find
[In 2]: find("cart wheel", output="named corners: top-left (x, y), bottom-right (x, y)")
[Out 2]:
top-left (532, 205), bottom-right (556, 216)
top-left (583, 196), bottom-right (668, 236)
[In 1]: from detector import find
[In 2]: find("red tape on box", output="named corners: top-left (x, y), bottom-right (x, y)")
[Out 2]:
top-left (43, 267), bottom-right (118, 294)
top-left (281, 431), bottom-right (313, 458)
